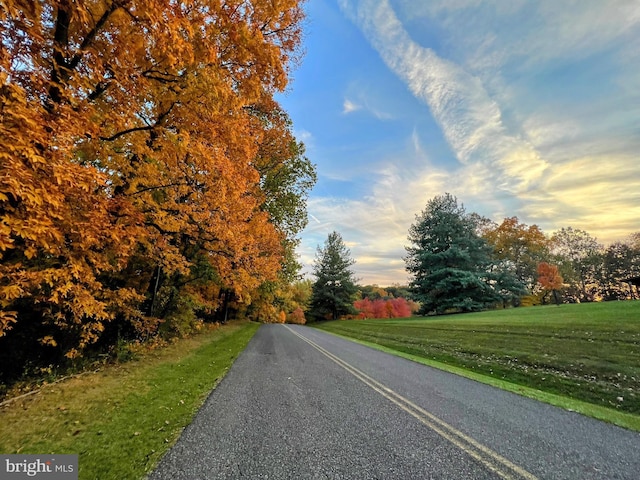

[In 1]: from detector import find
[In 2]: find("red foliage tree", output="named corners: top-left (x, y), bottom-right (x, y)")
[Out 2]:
top-left (353, 297), bottom-right (413, 319)
top-left (390, 298), bottom-right (412, 317)
top-left (537, 262), bottom-right (564, 305)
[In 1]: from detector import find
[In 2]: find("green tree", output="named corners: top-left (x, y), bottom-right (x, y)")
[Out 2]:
top-left (484, 217), bottom-right (549, 293)
top-left (358, 285), bottom-right (391, 300)
top-left (309, 232), bottom-right (358, 321)
top-left (240, 102), bottom-right (316, 324)
top-left (252, 101), bottom-right (317, 283)
top-left (551, 227), bottom-right (602, 302)
top-left (385, 284), bottom-right (413, 300)
top-left (595, 241), bottom-right (640, 300)
top-left (405, 194), bottom-right (523, 314)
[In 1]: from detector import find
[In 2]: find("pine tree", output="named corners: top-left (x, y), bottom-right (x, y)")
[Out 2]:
top-left (310, 232), bottom-right (358, 321)
top-left (405, 194), bottom-right (522, 314)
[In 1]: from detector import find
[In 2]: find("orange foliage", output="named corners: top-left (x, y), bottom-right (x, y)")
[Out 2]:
top-left (0, 1), bottom-right (305, 357)
top-left (537, 262), bottom-right (564, 304)
top-left (538, 262), bottom-right (563, 290)
top-left (484, 216), bottom-right (549, 289)
top-left (287, 307), bottom-right (306, 325)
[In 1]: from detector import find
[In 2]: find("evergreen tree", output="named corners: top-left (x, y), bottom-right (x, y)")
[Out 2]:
top-left (405, 194), bottom-right (523, 314)
top-left (310, 232), bottom-right (358, 321)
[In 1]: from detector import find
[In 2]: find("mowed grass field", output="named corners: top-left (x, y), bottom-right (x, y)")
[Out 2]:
top-left (0, 321), bottom-right (259, 480)
top-left (314, 302), bottom-right (640, 428)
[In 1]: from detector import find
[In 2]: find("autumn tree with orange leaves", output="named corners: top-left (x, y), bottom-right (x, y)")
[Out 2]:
top-left (537, 262), bottom-right (563, 305)
top-left (483, 217), bottom-right (549, 294)
top-left (0, 0), bottom-right (311, 380)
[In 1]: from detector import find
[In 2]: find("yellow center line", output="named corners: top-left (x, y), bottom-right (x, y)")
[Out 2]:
top-left (284, 325), bottom-right (538, 480)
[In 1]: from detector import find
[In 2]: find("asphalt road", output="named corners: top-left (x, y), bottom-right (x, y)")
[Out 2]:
top-left (149, 324), bottom-right (640, 479)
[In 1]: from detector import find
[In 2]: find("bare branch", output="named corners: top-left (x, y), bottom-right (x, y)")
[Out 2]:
top-left (100, 103), bottom-right (176, 141)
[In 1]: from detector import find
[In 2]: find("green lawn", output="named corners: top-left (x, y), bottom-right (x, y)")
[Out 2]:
top-left (314, 302), bottom-right (640, 429)
top-left (0, 321), bottom-right (260, 480)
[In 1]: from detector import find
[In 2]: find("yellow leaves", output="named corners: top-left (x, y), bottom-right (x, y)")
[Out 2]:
top-left (0, 310), bottom-right (18, 336)
top-left (24, 245), bottom-right (38, 260)
top-left (64, 349), bottom-right (80, 360)
top-left (0, 284), bottom-right (24, 303)
top-left (40, 335), bottom-right (57, 347)
top-left (0, 220), bottom-right (13, 252)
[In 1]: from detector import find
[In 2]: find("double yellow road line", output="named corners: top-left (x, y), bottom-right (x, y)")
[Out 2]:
top-left (284, 325), bottom-right (538, 480)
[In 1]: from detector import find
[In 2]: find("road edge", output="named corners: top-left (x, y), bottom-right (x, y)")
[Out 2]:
top-left (311, 326), bottom-right (640, 433)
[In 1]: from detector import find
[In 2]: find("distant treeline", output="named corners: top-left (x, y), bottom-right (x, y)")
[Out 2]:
top-left (406, 194), bottom-right (640, 315)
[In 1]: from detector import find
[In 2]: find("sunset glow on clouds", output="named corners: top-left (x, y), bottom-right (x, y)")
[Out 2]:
top-left (277, 0), bottom-right (640, 285)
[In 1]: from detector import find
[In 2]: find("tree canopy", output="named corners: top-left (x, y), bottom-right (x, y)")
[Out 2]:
top-left (483, 216), bottom-right (549, 292)
top-left (551, 227), bottom-right (601, 302)
top-left (537, 262), bottom-right (563, 305)
top-left (0, 0), bottom-right (311, 379)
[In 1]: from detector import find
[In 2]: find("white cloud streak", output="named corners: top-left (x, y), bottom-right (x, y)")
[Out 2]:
top-left (340, 0), bottom-right (548, 194)
top-left (342, 98), bottom-right (361, 114)
top-left (300, 0), bottom-right (640, 285)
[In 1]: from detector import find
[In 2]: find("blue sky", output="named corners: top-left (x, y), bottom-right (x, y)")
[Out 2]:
top-left (276, 0), bottom-right (640, 286)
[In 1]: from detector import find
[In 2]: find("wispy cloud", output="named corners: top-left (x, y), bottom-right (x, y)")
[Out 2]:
top-left (308, 213), bottom-right (321, 224)
top-left (343, 98), bottom-right (361, 114)
top-left (399, 1), bottom-right (640, 72)
top-left (300, 138), bottom-right (501, 285)
top-left (344, 95), bottom-right (393, 120)
top-left (340, 0), bottom-right (548, 194)
top-left (298, 0), bottom-right (640, 285)
top-left (301, 140), bottom-right (640, 284)
top-left (520, 154), bottom-right (640, 240)
top-left (296, 129), bottom-right (313, 141)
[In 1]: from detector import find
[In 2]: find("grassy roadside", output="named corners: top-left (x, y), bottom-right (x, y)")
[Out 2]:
top-left (0, 321), bottom-right (260, 480)
top-left (313, 302), bottom-right (640, 431)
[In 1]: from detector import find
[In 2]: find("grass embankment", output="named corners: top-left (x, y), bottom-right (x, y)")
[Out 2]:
top-left (0, 321), bottom-right (260, 480)
top-left (314, 302), bottom-right (640, 431)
